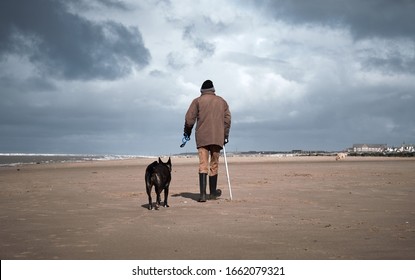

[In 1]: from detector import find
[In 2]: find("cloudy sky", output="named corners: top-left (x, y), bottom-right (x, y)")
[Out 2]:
top-left (1, 0), bottom-right (414, 155)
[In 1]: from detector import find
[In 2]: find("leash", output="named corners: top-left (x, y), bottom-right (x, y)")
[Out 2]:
top-left (180, 135), bottom-right (191, 148)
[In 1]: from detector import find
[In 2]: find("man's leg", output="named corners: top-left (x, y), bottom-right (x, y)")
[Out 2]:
top-left (209, 145), bottom-right (222, 199)
top-left (198, 147), bottom-right (209, 202)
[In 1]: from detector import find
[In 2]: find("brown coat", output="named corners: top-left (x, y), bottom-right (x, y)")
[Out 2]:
top-left (184, 91), bottom-right (231, 149)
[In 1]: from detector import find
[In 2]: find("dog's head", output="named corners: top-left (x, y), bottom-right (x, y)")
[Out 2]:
top-left (158, 157), bottom-right (172, 172)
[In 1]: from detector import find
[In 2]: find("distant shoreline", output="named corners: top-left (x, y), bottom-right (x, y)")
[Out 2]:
top-left (0, 154), bottom-right (156, 167)
top-left (1, 151), bottom-right (414, 167)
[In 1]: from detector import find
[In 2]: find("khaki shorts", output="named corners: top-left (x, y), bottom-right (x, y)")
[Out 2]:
top-left (198, 145), bottom-right (221, 175)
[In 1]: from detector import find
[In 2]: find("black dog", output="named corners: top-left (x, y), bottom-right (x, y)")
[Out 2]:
top-left (145, 157), bottom-right (172, 210)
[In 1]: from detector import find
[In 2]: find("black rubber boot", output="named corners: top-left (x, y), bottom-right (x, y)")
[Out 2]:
top-left (209, 175), bottom-right (222, 200)
top-left (198, 173), bottom-right (207, 202)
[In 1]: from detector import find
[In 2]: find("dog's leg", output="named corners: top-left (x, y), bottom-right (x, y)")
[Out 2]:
top-left (156, 190), bottom-right (161, 210)
top-left (146, 183), bottom-right (153, 210)
top-left (164, 185), bottom-right (170, 208)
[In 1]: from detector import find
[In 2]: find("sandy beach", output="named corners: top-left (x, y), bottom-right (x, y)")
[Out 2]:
top-left (1, 156), bottom-right (414, 260)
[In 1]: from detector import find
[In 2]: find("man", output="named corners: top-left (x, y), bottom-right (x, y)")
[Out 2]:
top-left (183, 80), bottom-right (231, 202)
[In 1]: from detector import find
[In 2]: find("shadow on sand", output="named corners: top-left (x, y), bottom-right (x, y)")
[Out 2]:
top-left (172, 192), bottom-right (199, 201)
top-left (140, 192), bottom-right (200, 209)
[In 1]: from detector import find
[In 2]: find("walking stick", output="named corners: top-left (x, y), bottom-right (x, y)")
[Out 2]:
top-left (222, 145), bottom-right (233, 200)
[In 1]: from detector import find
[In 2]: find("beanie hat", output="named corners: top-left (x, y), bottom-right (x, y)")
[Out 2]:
top-left (200, 80), bottom-right (215, 92)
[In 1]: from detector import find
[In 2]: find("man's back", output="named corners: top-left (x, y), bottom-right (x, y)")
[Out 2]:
top-left (185, 90), bottom-right (230, 148)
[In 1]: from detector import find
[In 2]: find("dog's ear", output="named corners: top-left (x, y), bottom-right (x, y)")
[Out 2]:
top-left (167, 157), bottom-right (172, 171)
top-left (158, 157), bottom-right (162, 163)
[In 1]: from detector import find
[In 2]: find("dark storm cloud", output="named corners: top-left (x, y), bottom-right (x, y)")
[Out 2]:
top-left (67, 0), bottom-right (130, 11)
top-left (362, 51), bottom-right (415, 75)
top-left (250, 0), bottom-right (415, 79)
top-left (0, 0), bottom-right (150, 80)
top-left (257, 0), bottom-right (415, 40)
top-left (0, 74), bottom-right (164, 154)
top-left (95, 0), bottom-right (129, 10)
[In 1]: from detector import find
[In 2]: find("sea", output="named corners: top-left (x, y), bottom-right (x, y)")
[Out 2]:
top-left (0, 153), bottom-right (154, 167)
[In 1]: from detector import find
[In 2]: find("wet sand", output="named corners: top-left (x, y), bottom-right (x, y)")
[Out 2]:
top-left (1, 156), bottom-right (414, 259)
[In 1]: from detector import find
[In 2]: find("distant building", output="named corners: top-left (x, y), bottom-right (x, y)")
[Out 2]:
top-left (352, 144), bottom-right (387, 153)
